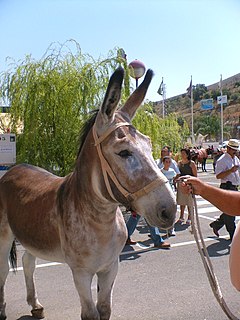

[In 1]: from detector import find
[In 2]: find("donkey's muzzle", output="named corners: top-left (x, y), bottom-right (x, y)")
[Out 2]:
top-left (145, 202), bottom-right (177, 230)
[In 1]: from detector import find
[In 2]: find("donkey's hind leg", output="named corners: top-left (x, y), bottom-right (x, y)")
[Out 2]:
top-left (22, 251), bottom-right (44, 319)
top-left (0, 228), bottom-right (14, 320)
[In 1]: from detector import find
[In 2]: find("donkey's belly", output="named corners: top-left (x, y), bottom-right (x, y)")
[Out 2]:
top-left (21, 243), bottom-right (65, 263)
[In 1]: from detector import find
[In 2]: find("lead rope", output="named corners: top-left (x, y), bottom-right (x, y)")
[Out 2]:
top-left (191, 193), bottom-right (239, 320)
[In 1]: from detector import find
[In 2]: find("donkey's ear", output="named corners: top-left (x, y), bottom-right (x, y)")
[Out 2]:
top-left (98, 67), bottom-right (124, 123)
top-left (121, 69), bottom-right (153, 120)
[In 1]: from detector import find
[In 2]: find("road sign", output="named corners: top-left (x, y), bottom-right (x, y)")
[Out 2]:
top-left (0, 133), bottom-right (16, 177)
top-left (200, 98), bottom-right (214, 110)
top-left (217, 95), bottom-right (227, 105)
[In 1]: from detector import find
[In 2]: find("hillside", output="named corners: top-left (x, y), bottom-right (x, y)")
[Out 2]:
top-left (153, 73), bottom-right (240, 140)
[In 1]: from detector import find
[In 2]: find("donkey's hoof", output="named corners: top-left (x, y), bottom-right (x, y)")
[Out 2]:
top-left (0, 302), bottom-right (7, 320)
top-left (31, 307), bottom-right (45, 319)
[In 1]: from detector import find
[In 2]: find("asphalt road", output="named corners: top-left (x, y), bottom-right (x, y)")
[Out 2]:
top-left (4, 163), bottom-right (240, 320)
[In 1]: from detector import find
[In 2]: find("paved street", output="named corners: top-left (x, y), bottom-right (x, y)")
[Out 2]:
top-left (4, 163), bottom-right (240, 320)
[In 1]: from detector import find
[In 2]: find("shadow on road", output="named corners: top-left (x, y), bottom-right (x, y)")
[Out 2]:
top-left (17, 316), bottom-right (33, 320)
top-left (206, 238), bottom-right (231, 257)
top-left (120, 239), bottom-right (158, 262)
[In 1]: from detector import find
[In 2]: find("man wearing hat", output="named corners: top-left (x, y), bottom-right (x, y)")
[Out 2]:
top-left (209, 139), bottom-right (240, 240)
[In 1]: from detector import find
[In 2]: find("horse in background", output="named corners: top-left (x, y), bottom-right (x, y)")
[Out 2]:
top-left (190, 146), bottom-right (214, 172)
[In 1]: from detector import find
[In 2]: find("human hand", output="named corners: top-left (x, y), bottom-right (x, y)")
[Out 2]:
top-left (231, 165), bottom-right (239, 173)
top-left (177, 176), bottom-right (204, 195)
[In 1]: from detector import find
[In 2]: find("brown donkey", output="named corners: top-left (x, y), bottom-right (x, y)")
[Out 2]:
top-left (0, 68), bottom-right (176, 320)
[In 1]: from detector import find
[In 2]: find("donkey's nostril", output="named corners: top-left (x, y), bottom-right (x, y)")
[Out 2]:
top-left (161, 208), bottom-right (168, 220)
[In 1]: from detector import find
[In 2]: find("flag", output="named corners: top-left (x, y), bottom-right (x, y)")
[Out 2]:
top-left (157, 78), bottom-right (164, 95)
top-left (186, 77), bottom-right (192, 98)
top-left (218, 74), bottom-right (222, 91)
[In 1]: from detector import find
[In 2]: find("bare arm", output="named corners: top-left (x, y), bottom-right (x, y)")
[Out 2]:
top-left (230, 223), bottom-right (240, 291)
top-left (216, 165), bottom-right (239, 179)
top-left (190, 161), bottom-right (197, 177)
top-left (179, 176), bottom-right (240, 216)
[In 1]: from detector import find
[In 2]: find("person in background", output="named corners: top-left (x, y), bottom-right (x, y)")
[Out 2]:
top-left (178, 175), bottom-right (240, 291)
top-left (176, 148), bottom-right (197, 225)
top-left (161, 156), bottom-right (177, 236)
top-left (209, 139), bottom-right (240, 241)
top-left (213, 148), bottom-right (224, 173)
top-left (156, 146), bottom-right (180, 190)
top-left (125, 210), bottom-right (171, 249)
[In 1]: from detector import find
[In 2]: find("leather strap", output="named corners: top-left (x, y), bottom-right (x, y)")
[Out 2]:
top-left (92, 122), bottom-right (167, 203)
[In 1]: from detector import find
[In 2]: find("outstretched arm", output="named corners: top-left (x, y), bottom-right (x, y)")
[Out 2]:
top-left (230, 223), bottom-right (240, 291)
top-left (179, 176), bottom-right (240, 216)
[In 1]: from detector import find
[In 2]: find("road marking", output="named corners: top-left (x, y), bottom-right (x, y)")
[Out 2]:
top-left (10, 195), bottom-right (234, 272)
top-left (10, 261), bottom-right (62, 272)
top-left (121, 235), bottom-right (230, 254)
top-left (198, 214), bottom-right (216, 221)
top-left (196, 207), bottom-right (220, 214)
top-left (10, 233), bottom-right (229, 272)
top-left (196, 199), bottom-right (212, 205)
top-left (171, 235), bottom-right (229, 247)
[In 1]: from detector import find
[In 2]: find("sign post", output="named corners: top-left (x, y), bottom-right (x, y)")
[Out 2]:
top-left (200, 98), bottom-right (214, 110)
top-left (0, 133), bottom-right (16, 177)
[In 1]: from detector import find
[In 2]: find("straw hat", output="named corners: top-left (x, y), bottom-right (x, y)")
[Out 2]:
top-left (227, 139), bottom-right (240, 151)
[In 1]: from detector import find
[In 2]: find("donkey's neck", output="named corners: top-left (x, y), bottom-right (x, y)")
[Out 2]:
top-left (70, 133), bottom-right (119, 220)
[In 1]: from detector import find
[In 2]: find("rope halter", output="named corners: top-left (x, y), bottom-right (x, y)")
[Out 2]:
top-left (92, 122), bottom-right (168, 203)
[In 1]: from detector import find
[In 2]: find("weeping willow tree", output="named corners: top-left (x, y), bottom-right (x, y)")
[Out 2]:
top-left (0, 41), bottom-right (130, 175)
top-left (0, 40), bottom-right (189, 175)
top-left (133, 104), bottom-right (189, 159)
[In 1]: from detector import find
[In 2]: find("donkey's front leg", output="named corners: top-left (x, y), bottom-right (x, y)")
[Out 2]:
top-left (96, 259), bottom-right (118, 320)
top-left (22, 251), bottom-right (44, 319)
top-left (71, 268), bottom-right (99, 320)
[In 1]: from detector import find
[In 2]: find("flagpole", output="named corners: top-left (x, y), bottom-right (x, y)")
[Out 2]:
top-left (157, 77), bottom-right (165, 118)
top-left (190, 75), bottom-right (194, 144)
top-left (220, 74), bottom-right (223, 144)
top-left (162, 78), bottom-right (165, 118)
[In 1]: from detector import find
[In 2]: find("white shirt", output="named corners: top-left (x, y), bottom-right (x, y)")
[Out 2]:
top-left (156, 158), bottom-right (180, 174)
top-left (215, 152), bottom-right (240, 186)
top-left (161, 168), bottom-right (176, 190)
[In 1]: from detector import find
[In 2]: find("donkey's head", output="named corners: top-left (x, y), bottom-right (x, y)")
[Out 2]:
top-left (93, 67), bottom-right (176, 229)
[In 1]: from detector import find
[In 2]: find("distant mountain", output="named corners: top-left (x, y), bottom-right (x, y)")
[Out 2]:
top-left (207, 73), bottom-right (240, 91)
top-left (153, 73), bottom-right (240, 139)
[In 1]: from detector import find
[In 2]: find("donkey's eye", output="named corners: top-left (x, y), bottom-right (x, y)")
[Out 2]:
top-left (117, 150), bottom-right (132, 158)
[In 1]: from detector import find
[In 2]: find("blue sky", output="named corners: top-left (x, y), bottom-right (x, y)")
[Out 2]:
top-left (1, 0), bottom-right (240, 102)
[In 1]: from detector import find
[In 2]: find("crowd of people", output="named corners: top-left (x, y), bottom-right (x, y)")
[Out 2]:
top-left (125, 145), bottom-right (198, 248)
top-left (124, 138), bottom-right (240, 291)
top-left (125, 139), bottom-right (240, 246)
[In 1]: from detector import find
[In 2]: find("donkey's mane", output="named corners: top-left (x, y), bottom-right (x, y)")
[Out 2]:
top-left (77, 109), bottom-right (98, 157)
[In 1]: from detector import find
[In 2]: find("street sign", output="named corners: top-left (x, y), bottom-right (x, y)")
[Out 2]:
top-left (0, 133), bottom-right (16, 177)
top-left (217, 95), bottom-right (227, 105)
top-left (200, 98), bottom-right (214, 110)
top-left (0, 134), bottom-right (16, 164)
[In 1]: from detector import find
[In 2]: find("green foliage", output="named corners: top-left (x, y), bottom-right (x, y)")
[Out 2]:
top-left (210, 89), bottom-right (221, 100)
top-left (0, 40), bottom-right (190, 173)
top-left (230, 93), bottom-right (240, 103)
top-left (203, 92), bottom-right (210, 99)
top-left (193, 114), bottom-right (230, 140)
top-left (193, 84), bottom-right (208, 102)
top-left (222, 88), bottom-right (230, 97)
top-left (0, 41), bottom-right (130, 175)
top-left (210, 88), bottom-right (230, 102)
top-left (234, 81), bottom-right (240, 88)
top-left (133, 106), bottom-right (189, 158)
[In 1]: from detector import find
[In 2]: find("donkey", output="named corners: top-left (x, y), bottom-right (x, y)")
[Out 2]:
top-left (0, 67), bottom-right (176, 320)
